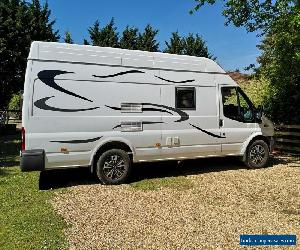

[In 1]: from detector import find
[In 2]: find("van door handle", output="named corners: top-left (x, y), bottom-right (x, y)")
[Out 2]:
top-left (219, 119), bottom-right (224, 127)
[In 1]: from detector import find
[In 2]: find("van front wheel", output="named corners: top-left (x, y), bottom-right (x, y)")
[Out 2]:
top-left (245, 140), bottom-right (269, 169)
top-left (96, 149), bottom-right (131, 185)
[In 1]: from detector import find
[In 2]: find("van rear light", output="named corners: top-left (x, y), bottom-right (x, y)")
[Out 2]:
top-left (21, 127), bottom-right (25, 151)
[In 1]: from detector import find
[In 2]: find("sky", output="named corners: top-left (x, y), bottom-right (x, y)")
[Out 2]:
top-left (41, 0), bottom-right (262, 72)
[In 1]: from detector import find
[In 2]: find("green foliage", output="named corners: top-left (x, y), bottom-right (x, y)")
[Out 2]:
top-left (183, 33), bottom-right (215, 59)
top-left (64, 31), bottom-right (73, 44)
top-left (0, 0), bottom-right (59, 108)
top-left (119, 26), bottom-right (139, 50)
top-left (83, 39), bottom-right (90, 45)
top-left (88, 20), bottom-right (100, 45)
top-left (137, 24), bottom-right (159, 52)
top-left (164, 31), bottom-right (185, 54)
top-left (8, 93), bottom-right (22, 119)
top-left (192, 0), bottom-right (300, 123)
top-left (258, 5), bottom-right (300, 123)
top-left (88, 18), bottom-right (119, 47)
top-left (191, 0), bottom-right (296, 33)
top-left (8, 93), bottom-right (21, 111)
top-left (238, 77), bottom-right (270, 107)
top-left (164, 32), bottom-right (215, 59)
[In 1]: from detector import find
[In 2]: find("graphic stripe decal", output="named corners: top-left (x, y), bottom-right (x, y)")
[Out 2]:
top-left (113, 121), bottom-right (163, 130)
top-left (142, 103), bottom-right (189, 122)
top-left (50, 136), bottom-right (102, 144)
top-left (34, 96), bottom-right (100, 112)
top-left (142, 121), bottom-right (164, 125)
top-left (189, 123), bottom-right (226, 138)
top-left (155, 75), bottom-right (195, 83)
top-left (105, 105), bottom-right (121, 111)
top-left (38, 70), bottom-right (93, 102)
top-left (106, 103), bottom-right (189, 123)
top-left (142, 107), bottom-right (173, 115)
top-left (93, 70), bottom-right (145, 79)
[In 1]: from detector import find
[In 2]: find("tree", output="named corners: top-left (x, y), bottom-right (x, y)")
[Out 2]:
top-left (88, 20), bottom-right (101, 46)
top-left (183, 33), bottom-right (215, 59)
top-left (164, 31), bottom-right (184, 54)
top-left (191, 0), bottom-right (300, 123)
top-left (0, 0), bottom-right (59, 108)
top-left (88, 18), bottom-right (119, 47)
top-left (137, 24), bottom-right (159, 52)
top-left (191, 0), bottom-right (296, 33)
top-left (119, 26), bottom-right (139, 50)
top-left (28, 0), bottom-right (59, 41)
top-left (83, 39), bottom-right (90, 45)
top-left (64, 31), bottom-right (73, 44)
top-left (257, 7), bottom-right (300, 123)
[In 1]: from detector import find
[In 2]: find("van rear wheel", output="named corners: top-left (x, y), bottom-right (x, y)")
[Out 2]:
top-left (245, 140), bottom-right (269, 169)
top-left (96, 149), bottom-right (131, 185)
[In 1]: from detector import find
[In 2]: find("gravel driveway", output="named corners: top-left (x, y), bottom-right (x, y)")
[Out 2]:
top-left (52, 156), bottom-right (300, 249)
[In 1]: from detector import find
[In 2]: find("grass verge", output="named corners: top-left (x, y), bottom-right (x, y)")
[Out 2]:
top-left (130, 176), bottom-right (193, 191)
top-left (0, 167), bottom-right (68, 250)
top-left (0, 134), bottom-right (68, 249)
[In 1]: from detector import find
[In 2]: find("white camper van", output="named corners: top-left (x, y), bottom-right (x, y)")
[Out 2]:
top-left (20, 42), bottom-right (274, 184)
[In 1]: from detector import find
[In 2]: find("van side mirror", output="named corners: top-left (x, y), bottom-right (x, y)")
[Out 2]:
top-left (255, 105), bottom-right (263, 122)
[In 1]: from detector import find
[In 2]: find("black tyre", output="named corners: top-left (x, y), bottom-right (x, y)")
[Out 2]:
top-left (245, 140), bottom-right (270, 169)
top-left (96, 149), bottom-right (131, 185)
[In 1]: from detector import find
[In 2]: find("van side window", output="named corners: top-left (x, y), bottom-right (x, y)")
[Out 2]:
top-left (221, 87), bottom-right (254, 123)
top-left (176, 87), bottom-right (196, 110)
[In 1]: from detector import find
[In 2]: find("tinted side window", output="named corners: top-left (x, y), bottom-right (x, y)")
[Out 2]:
top-left (221, 87), bottom-right (254, 123)
top-left (222, 87), bottom-right (240, 121)
top-left (176, 87), bottom-right (196, 110)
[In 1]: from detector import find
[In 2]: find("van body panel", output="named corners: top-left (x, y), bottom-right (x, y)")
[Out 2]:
top-left (21, 42), bottom-right (274, 171)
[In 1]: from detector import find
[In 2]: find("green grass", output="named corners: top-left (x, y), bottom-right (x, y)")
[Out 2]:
top-left (130, 176), bottom-right (193, 191)
top-left (0, 135), bottom-right (68, 250)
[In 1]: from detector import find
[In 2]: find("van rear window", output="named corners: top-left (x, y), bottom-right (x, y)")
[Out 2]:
top-left (175, 87), bottom-right (196, 110)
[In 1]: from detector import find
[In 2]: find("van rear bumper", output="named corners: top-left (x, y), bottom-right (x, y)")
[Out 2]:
top-left (20, 149), bottom-right (45, 172)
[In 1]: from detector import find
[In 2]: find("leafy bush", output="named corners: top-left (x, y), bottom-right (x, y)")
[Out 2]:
top-left (238, 77), bottom-right (270, 108)
top-left (8, 93), bottom-right (22, 119)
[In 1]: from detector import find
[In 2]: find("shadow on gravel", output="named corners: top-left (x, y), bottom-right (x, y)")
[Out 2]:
top-left (39, 155), bottom-right (291, 190)
top-left (39, 167), bottom-right (98, 190)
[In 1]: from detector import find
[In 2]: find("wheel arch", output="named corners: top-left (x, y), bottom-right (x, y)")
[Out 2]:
top-left (90, 137), bottom-right (135, 173)
top-left (241, 133), bottom-right (271, 162)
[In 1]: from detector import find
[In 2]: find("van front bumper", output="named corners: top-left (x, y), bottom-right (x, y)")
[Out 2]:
top-left (20, 149), bottom-right (45, 172)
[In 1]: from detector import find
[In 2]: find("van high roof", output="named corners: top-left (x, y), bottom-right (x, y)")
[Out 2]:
top-left (29, 41), bottom-right (226, 74)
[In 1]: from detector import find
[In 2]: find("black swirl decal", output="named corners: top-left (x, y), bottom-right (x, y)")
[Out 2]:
top-left (142, 107), bottom-right (173, 115)
top-left (142, 103), bottom-right (189, 122)
top-left (113, 121), bottom-right (163, 130)
top-left (34, 96), bottom-right (100, 112)
top-left (50, 136), bottom-right (102, 144)
top-left (155, 75), bottom-right (195, 83)
top-left (105, 105), bottom-right (121, 111)
top-left (93, 70), bottom-right (145, 79)
top-left (106, 103), bottom-right (189, 123)
top-left (142, 121), bottom-right (164, 125)
top-left (38, 70), bottom-right (93, 102)
top-left (189, 123), bottom-right (226, 138)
